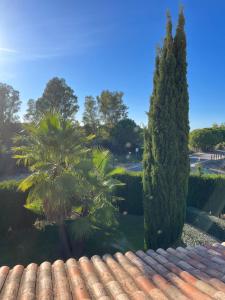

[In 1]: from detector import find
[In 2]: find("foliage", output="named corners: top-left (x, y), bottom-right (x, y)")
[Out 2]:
top-left (13, 113), bottom-right (124, 251)
top-left (82, 96), bottom-right (99, 135)
top-left (173, 7), bottom-right (189, 242)
top-left (187, 174), bottom-right (225, 215)
top-left (113, 171), bottom-right (143, 215)
top-left (97, 90), bottom-right (128, 128)
top-left (143, 12), bottom-right (187, 250)
top-left (110, 118), bottom-right (143, 155)
top-left (116, 172), bottom-right (225, 217)
top-left (25, 77), bottom-right (79, 121)
top-left (0, 83), bottom-right (21, 125)
top-left (189, 127), bottom-right (225, 151)
top-left (0, 180), bottom-right (36, 235)
top-left (215, 141), bottom-right (225, 150)
top-left (0, 83), bottom-right (21, 152)
top-left (24, 99), bottom-right (37, 122)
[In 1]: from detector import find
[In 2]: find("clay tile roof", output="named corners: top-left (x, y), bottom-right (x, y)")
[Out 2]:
top-left (1, 243), bottom-right (225, 299)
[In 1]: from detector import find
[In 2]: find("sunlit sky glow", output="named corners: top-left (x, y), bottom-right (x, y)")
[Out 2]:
top-left (0, 0), bottom-right (225, 129)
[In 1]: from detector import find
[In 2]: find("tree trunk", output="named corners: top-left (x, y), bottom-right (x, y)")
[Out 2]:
top-left (58, 223), bottom-right (72, 259)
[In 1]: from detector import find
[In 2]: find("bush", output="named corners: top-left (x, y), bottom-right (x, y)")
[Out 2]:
top-left (1, 172), bottom-right (225, 236)
top-left (187, 174), bottom-right (225, 216)
top-left (0, 180), bottom-right (37, 235)
top-left (115, 172), bottom-right (225, 217)
top-left (189, 126), bottom-right (225, 151)
top-left (114, 171), bottom-right (143, 215)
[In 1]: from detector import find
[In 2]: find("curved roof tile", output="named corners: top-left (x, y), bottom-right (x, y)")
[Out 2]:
top-left (0, 243), bottom-right (225, 299)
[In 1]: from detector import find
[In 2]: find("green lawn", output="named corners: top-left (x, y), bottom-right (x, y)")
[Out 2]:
top-left (0, 215), bottom-right (144, 267)
top-left (0, 213), bottom-right (219, 267)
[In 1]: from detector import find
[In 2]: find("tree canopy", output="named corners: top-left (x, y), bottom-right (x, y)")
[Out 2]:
top-left (25, 77), bottom-right (79, 121)
top-left (97, 90), bottom-right (128, 128)
top-left (190, 127), bottom-right (225, 151)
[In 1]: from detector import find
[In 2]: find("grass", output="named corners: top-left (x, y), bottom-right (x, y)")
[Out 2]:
top-left (0, 214), bottom-right (220, 267)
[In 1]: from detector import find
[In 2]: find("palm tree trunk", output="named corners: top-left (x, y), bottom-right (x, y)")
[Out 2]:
top-left (58, 223), bottom-right (72, 259)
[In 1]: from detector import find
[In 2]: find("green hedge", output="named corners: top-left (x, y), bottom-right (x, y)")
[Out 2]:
top-left (0, 180), bottom-right (37, 235)
top-left (114, 172), bottom-right (225, 216)
top-left (1, 173), bottom-right (225, 236)
top-left (187, 174), bottom-right (225, 216)
top-left (114, 171), bottom-right (143, 215)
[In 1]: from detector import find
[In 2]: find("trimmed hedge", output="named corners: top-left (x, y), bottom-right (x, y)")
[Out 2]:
top-left (0, 180), bottom-right (37, 235)
top-left (1, 172), bottom-right (225, 235)
top-left (187, 174), bottom-right (225, 216)
top-left (114, 172), bottom-right (225, 216)
top-left (114, 171), bottom-right (143, 215)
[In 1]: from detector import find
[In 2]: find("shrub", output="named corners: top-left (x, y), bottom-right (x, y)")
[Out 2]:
top-left (0, 180), bottom-right (37, 235)
top-left (114, 171), bottom-right (143, 215)
top-left (1, 172), bottom-right (225, 236)
top-left (187, 174), bottom-right (225, 216)
top-left (189, 127), bottom-right (225, 151)
top-left (115, 172), bottom-right (225, 217)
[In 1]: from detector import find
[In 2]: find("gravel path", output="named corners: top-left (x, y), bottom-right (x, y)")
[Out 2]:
top-left (182, 223), bottom-right (219, 246)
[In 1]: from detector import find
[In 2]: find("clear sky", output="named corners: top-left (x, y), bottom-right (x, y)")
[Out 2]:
top-left (0, 0), bottom-right (224, 129)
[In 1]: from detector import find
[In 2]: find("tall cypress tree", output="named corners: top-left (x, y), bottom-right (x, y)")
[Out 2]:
top-left (143, 10), bottom-right (189, 250)
top-left (173, 7), bottom-right (190, 240)
top-left (143, 13), bottom-right (178, 250)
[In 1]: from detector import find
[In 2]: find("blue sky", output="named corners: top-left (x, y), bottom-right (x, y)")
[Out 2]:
top-left (0, 0), bottom-right (224, 129)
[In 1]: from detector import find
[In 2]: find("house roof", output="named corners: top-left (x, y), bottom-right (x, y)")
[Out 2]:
top-left (0, 243), bottom-right (225, 300)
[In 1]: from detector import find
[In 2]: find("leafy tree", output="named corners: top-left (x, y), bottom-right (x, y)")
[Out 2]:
top-left (143, 13), bottom-right (182, 250)
top-left (97, 90), bottom-right (128, 128)
top-left (0, 83), bottom-right (21, 125)
top-left (82, 96), bottom-right (99, 135)
top-left (36, 77), bottom-right (79, 119)
top-left (190, 127), bottom-right (225, 151)
top-left (13, 113), bottom-right (123, 258)
top-left (110, 118), bottom-right (143, 154)
top-left (24, 99), bottom-right (37, 122)
top-left (0, 83), bottom-right (21, 152)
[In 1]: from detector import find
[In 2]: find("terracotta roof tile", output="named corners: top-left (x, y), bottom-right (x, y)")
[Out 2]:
top-left (1, 243), bottom-right (225, 299)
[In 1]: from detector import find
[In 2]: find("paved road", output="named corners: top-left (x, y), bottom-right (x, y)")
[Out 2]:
top-left (122, 151), bottom-right (225, 174)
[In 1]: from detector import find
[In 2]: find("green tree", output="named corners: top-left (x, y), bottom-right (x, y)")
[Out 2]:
top-left (0, 83), bottom-right (21, 151)
top-left (36, 77), bottom-right (79, 119)
top-left (82, 96), bottom-right (99, 135)
top-left (97, 90), bottom-right (128, 128)
top-left (190, 127), bottom-right (225, 151)
top-left (24, 99), bottom-right (37, 122)
top-left (13, 113), bottom-right (123, 258)
top-left (173, 7), bottom-right (190, 242)
top-left (0, 83), bottom-right (20, 125)
top-left (110, 118), bottom-right (143, 155)
top-left (143, 13), bottom-right (179, 250)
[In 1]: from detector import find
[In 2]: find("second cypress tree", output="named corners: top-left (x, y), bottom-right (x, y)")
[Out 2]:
top-left (143, 14), bottom-right (178, 249)
top-left (173, 8), bottom-right (190, 241)
top-left (143, 10), bottom-right (189, 250)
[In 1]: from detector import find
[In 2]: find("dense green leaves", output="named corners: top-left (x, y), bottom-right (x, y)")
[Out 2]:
top-left (110, 118), bottom-right (143, 154)
top-left (190, 126), bottom-right (225, 151)
top-left (143, 10), bottom-right (189, 249)
top-left (0, 83), bottom-right (21, 152)
top-left (25, 77), bottom-right (79, 121)
top-left (97, 90), bottom-right (128, 128)
top-left (13, 113), bottom-right (124, 244)
top-left (82, 96), bottom-right (99, 135)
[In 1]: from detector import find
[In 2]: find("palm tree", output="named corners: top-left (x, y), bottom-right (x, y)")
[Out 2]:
top-left (13, 113), bottom-right (124, 258)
